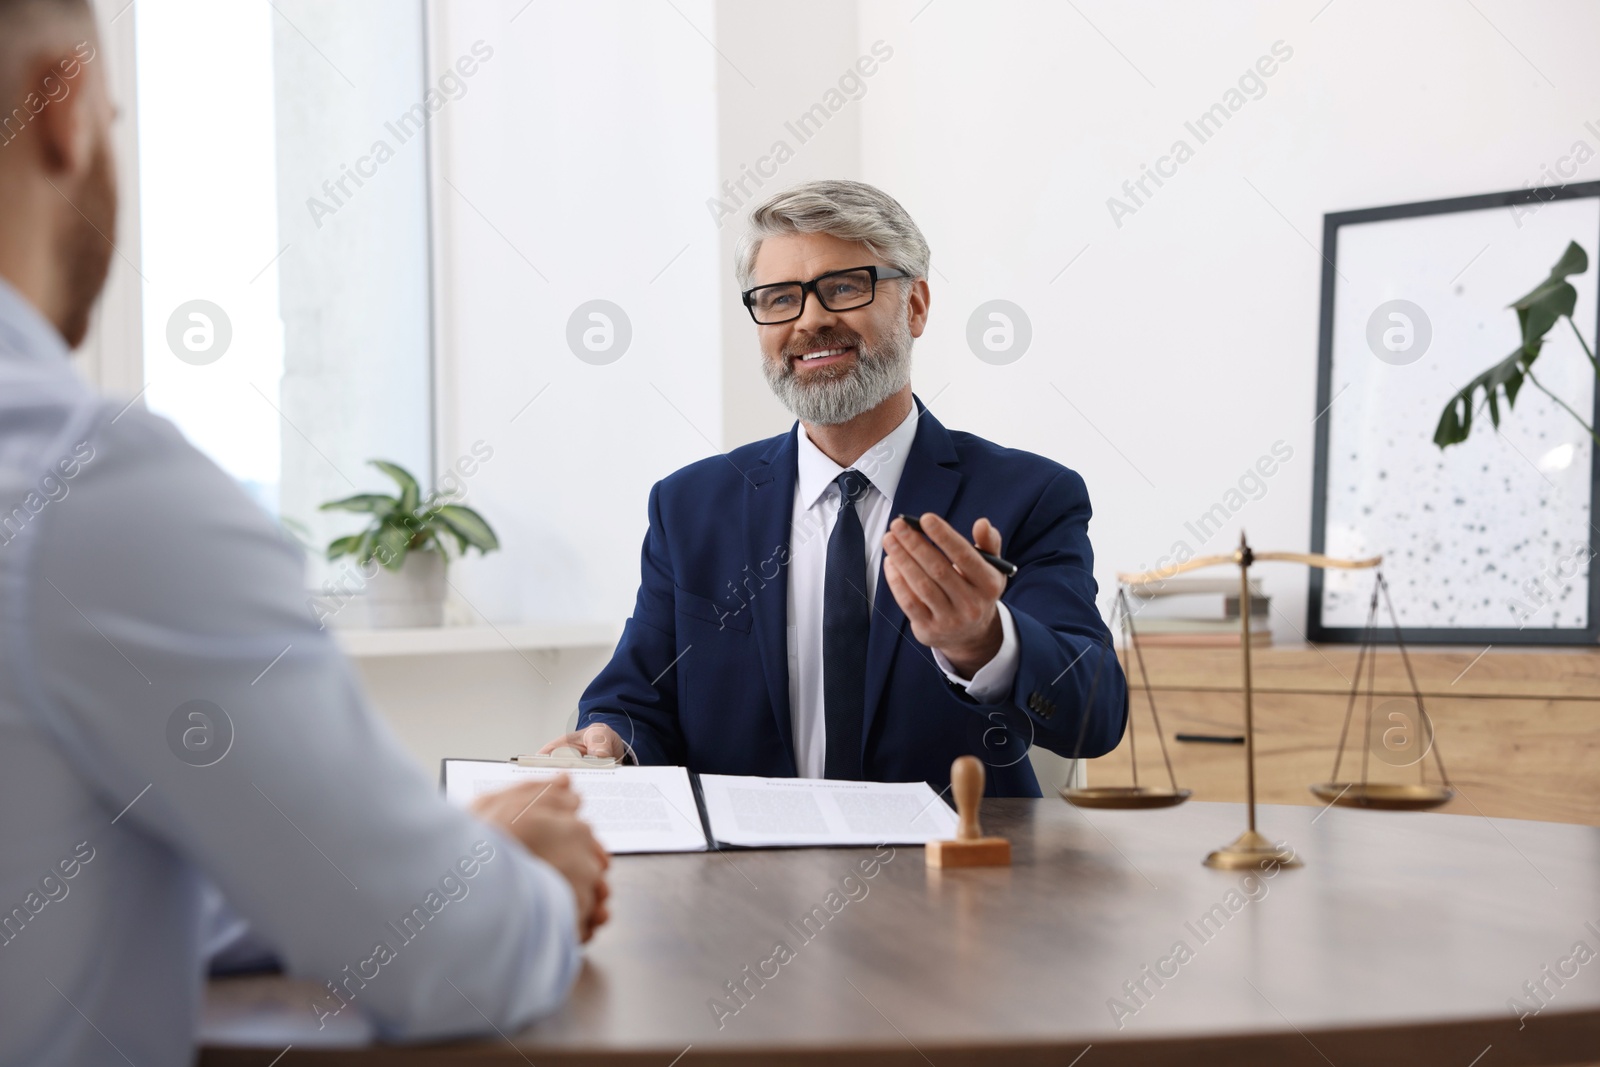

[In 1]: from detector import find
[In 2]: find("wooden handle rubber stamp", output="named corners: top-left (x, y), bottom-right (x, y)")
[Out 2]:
top-left (926, 755), bottom-right (1011, 868)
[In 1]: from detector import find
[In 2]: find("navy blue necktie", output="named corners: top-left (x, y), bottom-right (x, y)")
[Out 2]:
top-left (823, 470), bottom-right (872, 780)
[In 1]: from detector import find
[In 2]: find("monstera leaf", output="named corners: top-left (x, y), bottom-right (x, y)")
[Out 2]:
top-left (1434, 343), bottom-right (1537, 447)
top-left (1513, 241), bottom-right (1586, 356)
top-left (1435, 241), bottom-right (1593, 449)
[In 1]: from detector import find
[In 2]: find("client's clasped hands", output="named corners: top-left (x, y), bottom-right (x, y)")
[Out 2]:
top-left (472, 773), bottom-right (611, 943)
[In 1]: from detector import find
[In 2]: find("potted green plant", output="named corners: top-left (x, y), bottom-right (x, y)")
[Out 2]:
top-left (319, 459), bottom-right (499, 628)
top-left (1435, 241), bottom-right (1596, 447)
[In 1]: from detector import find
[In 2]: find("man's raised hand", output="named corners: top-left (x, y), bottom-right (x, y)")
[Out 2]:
top-left (882, 513), bottom-right (1007, 678)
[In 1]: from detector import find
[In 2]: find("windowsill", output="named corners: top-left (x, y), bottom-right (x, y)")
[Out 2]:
top-left (332, 622), bottom-right (621, 658)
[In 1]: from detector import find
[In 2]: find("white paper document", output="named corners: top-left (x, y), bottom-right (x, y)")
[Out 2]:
top-left (441, 760), bottom-right (708, 854)
top-left (697, 775), bottom-right (959, 848)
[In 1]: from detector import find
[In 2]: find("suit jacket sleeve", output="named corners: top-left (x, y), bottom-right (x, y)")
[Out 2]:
top-left (576, 481), bottom-right (688, 765)
top-left (956, 468), bottom-right (1128, 760)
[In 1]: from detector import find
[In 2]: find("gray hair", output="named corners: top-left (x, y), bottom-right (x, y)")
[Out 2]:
top-left (734, 179), bottom-right (930, 289)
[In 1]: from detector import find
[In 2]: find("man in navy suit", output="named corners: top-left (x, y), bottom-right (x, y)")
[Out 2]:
top-left (541, 180), bottom-right (1126, 796)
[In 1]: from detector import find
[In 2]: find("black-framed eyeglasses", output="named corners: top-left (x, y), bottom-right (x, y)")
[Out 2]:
top-left (741, 265), bottom-right (912, 325)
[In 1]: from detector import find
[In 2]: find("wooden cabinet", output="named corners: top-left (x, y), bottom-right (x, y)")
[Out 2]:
top-left (1087, 645), bottom-right (1600, 825)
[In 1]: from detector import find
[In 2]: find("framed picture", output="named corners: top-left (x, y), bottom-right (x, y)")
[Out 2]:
top-left (1309, 181), bottom-right (1600, 644)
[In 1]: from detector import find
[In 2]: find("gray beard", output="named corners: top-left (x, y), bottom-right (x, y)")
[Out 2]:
top-left (762, 319), bottom-right (914, 426)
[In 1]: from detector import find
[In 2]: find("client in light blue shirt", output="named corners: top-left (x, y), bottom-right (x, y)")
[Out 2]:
top-left (0, 3), bottom-right (605, 1064)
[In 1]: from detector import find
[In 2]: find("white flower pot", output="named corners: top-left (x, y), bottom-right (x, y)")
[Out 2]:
top-left (364, 550), bottom-right (447, 628)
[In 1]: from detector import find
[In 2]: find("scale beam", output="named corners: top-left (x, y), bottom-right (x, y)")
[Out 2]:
top-left (1117, 550), bottom-right (1381, 587)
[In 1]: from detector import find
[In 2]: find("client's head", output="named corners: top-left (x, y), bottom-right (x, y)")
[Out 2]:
top-left (0, 0), bottom-right (113, 347)
top-left (736, 180), bottom-right (931, 427)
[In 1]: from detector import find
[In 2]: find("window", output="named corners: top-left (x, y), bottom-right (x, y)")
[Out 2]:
top-left (135, 0), bottom-right (432, 571)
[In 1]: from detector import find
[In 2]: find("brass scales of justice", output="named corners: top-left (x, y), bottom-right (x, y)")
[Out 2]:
top-left (1059, 533), bottom-right (1456, 870)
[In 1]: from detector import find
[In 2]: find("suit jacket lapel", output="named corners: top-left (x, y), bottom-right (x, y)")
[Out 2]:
top-left (862, 400), bottom-right (961, 754)
top-left (744, 427), bottom-right (799, 775)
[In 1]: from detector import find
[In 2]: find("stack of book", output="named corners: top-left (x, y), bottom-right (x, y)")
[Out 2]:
top-left (1122, 576), bottom-right (1271, 648)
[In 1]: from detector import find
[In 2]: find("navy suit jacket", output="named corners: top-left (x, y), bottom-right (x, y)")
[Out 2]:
top-left (577, 400), bottom-right (1128, 797)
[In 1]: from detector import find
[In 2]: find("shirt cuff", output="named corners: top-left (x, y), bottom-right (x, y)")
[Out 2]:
top-left (933, 602), bottom-right (1019, 703)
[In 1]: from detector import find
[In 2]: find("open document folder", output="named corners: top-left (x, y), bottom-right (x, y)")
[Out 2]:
top-left (440, 760), bottom-right (959, 854)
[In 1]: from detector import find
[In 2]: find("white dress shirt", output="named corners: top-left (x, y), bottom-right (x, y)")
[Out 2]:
top-left (787, 403), bottom-right (1019, 779)
top-left (0, 278), bottom-right (579, 1066)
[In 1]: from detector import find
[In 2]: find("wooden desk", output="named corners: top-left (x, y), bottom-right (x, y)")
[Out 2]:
top-left (1092, 644), bottom-right (1600, 825)
top-left (201, 799), bottom-right (1600, 1066)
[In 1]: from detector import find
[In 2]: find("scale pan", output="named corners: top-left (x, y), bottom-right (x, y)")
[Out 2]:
top-left (1060, 786), bottom-right (1192, 810)
top-left (1309, 782), bottom-right (1455, 811)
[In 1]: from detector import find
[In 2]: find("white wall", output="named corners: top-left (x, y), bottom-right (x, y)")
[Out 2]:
top-left (352, 646), bottom-right (615, 768)
top-left (845, 0), bottom-right (1600, 638)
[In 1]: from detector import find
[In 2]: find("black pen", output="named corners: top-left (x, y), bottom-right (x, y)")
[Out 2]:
top-left (896, 514), bottom-right (1019, 578)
